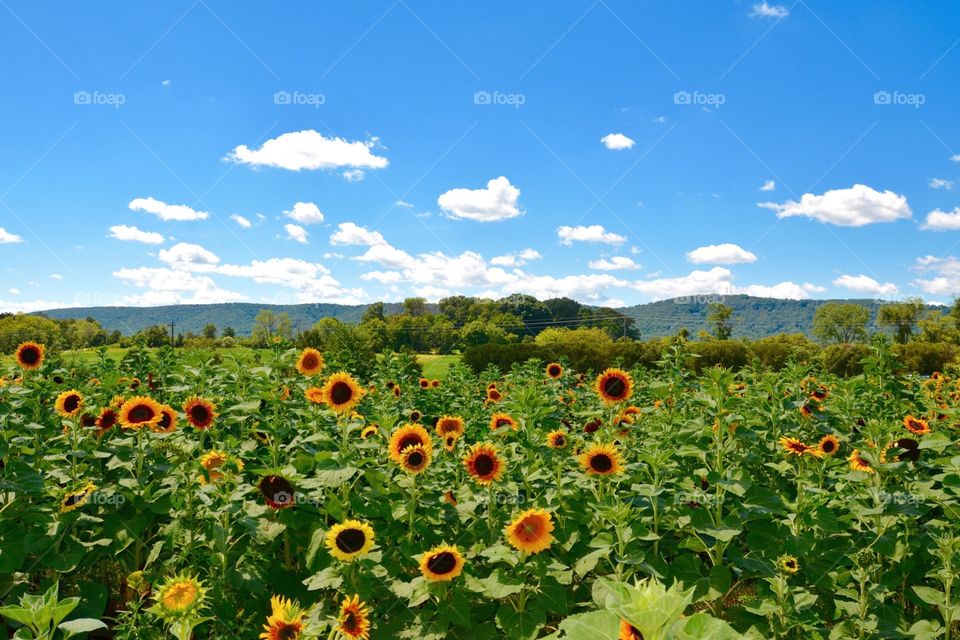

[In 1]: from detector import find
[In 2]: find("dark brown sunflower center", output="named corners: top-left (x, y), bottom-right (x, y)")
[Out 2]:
top-left (335, 529), bottom-right (367, 553)
top-left (277, 622), bottom-right (300, 640)
top-left (302, 354), bottom-right (319, 369)
top-left (406, 451), bottom-right (424, 467)
top-left (19, 347), bottom-right (39, 364)
top-left (129, 405), bottom-right (155, 423)
top-left (821, 440), bottom-right (836, 452)
top-left (496, 418), bottom-right (511, 428)
top-left (398, 435), bottom-right (422, 452)
top-left (590, 454), bottom-right (613, 472)
top-left (554, 435), bottom-right (566, 446)
top-left (63, 492), bottom-right (84, 506)
top-left (190, 405), bottom-right (210, 423)
top-left (329, 382), bottom-right (353, 405)
top-left (343, 612), bottom-right (359, 632)
top-left (99, 411), bottom-right (117, 429)
top-left (427, 551), bottom-right (457, 574)
top-left (259, 476), bottom-right (294, 505)
top-left (895, 438), bottom-right (919, 449)
top-left (64, 395), bottom-right (80, 412)
top-left (474, 454), bottom-right (495, 476)
top-left (81, 413), bottom-right (96, 427)
top-left (548, 365), bottom-right (561, 376)
top-left (602, 376), bottom-right (626, 398)
top-left (411, 412), bottom-right (422, 422)
top-left (158, 412), bottom-right (172, 429)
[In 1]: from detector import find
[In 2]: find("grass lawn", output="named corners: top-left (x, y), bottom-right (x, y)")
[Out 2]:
top-left (417, 354), bottom-right (461, 379)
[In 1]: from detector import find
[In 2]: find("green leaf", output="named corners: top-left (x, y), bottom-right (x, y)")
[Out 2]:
top-left (59, 618), bottom-right (108, 639)
top-left (912, 586), bottom-right (947, 608)
top-left (0, 605), bottom-right (35, 627)
top-left (496, 602), bottom-right (546, 640)
top-left (465, 571), bottom-right (524, 599)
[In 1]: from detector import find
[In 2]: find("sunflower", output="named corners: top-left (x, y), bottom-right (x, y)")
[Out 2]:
top-left (546, 430), bottom-right (569, 449)
top-left (579, 443), bottom-right (624, 476)
top-left (583, 418), bottom-right (601, 434)
top-left (154, 573), bottom-right (206, 618)
top-left (388, 424), bottom-right (433, 463)
top-left (258, 475), bottom-right (295, 509)
top-left (419, 545), bottom-right (465, 582)
top-left (295, 347), bottom-right (324, 376)
top-left (152, 405), bottom-right (178, 434)
top-left (322, 372), bottom-right (364, 414)
top-left (545, 362), bottom-right (563, 379)
top-left (619, 620), bottom-right (643, 640)
top-left (409, 409), bottom-right (423, 423)
top-left (326, 520), bottom-right (375, 562)
top-left (463, 443), bottom-right (504, 484)
top-left (392, 385), bottom-right (401, 398)
top-left (338, 595), bottom-right (370, 640)
top-left (398, 444), bottom-right (431, 474)
top-left (305, 386), bottom-right (325, 404)
top-left (259, 595), bottom-right (304, 640)
top-left (279, 386), bottom-right (291, 401)
top-left (489, 413), bottom-right (517, 431)
top-left (54, 389), bottom-right (83, 417)
top-left (779, 436), bottom-right (820, 457)
top-left (431, 379), bottom-right (440, 388)
top-left (848, 449), bottom-right (875, 474)
top-left (817, 434), bottom-right (840, 456)
top-left (443, 435), bottom-right (458, 451)
top-left (119, 396), bottom-right (163, 429)
top-left (778, 555), bottom-right (800, 574)
top-left (443, 490), bottom-right (458, 506)
top-left (799, 404), bottom-right (814, 418)
top-left (614, 405), bottom-right (642, 426)
top-left (183, 397), bottom-right (217, 429)
top-left (60, 482), bottom-right (96, 513)
top-left (95, 408), bottom-right (119, 435)
top-left (595, 368), bottom-right (633, 404)
top-left (419, 377), bottom-right (430, 389)
top-left (504, 508), bottom-right (554, 554)
top-left (891, 437), bottom-right (921, 462)
top-left (14, 341), bottom-right (44, 370)
top-left (486, 387), bottom-right (503, 403)
top-left (200, 451), bottom-right (229, 483)
top-left (436, 415), bottom-right (465, 438)
top-left (903, 415), bottom-right (931, 436)
top-left (360, 424), bottom-right (379, 440)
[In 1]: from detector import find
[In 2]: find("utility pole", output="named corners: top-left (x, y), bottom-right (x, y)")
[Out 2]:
top-left (169, 321), bottom-right (176, 347)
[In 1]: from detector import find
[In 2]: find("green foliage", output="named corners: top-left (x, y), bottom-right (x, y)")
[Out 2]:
top-left (894, 341), bottom-right (958, 375)
top-left (0, 582), bottom-right (106, 639)
top-left (877, 298), bottom-right (925, 344)
top-left (0, 314), bottom-right (63, 352)
top-left (748, 333), bottom-right (819, 369)
top-left (250, 309), bottom-right (292, 347)
top-left (819, 342), bottom-right (871, 376)
top-left (707, 303), bottom-right (734, 340)
top-left (812, 302), bottom-right (871, 344)
top-left (688, 340), bottom-right (750, 372)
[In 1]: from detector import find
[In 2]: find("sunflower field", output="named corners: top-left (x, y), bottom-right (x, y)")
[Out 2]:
top-left (1, 337), bottom-right (959, 640)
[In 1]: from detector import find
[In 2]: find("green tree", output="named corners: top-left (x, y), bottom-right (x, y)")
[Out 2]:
top-left (0, 314), bottom-right (62, 352)
top-left (403, 297), bottom-right (427, 317)
top-left (202, 323), bottom-right (217, 339)
top-left (361, 302), bottom-right (385, 324)
top-left (222, 326), bottom-right (236, 338)
top-left (706, 303), bottom-right (734, 340)
top-left (251, 310), bottom-right (292, 346)
top-left (917, 310), bottom-right (960, 344)
top-left (877, 298), bottom-right (925, 344)
top-left (812, 302), bottom-right (870, 344)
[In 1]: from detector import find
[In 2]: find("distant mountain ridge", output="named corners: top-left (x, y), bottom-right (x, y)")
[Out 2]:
top-left (34, 295), bottom-right (939, 339)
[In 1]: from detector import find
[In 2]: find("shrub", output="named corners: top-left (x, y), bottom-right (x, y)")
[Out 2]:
top-left (819, 343), bottom-right (871, 377)
top-left (749, 333), bottom-right (820, 370)
top-left (688, 340), bottom-right (750, 372)
top-left (894, 341), bottom-right (958, 375)
top-left (463, 343), bottom-right (550, 374)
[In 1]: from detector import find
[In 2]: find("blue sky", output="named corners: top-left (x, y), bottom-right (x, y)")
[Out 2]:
top-left (2, 1), bottom-right (960, 312)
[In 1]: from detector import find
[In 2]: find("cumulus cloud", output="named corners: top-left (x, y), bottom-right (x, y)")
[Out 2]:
top-left (0, 298), bottom-right (70, 313)
top-left (760, 180), bottom-right (776, 191)
top-left (226, 130), bottom-right (388, 172)
top-left (0, 227), bottom-right (24, 244)
top-left (911, 256), bottom-right (960, 295)
top-left (929, 178), bottom-right (955, 190)
top-left (490, 248), bottom-right (541, 267)
top-left (158, 242), bottom-right (220, 270)
top-left (758, 184), bottom-right (911, 227)
top-left (284, 224), bottom-right (309, 244)
top-left (921, 207), bottom-right (960, 231)
top-left (129, 196), bottom-right (209, 221)
top-left (330, 222), bottom-right (386, 247)
top-left (108, 225), bottom-right (164, 244)
top-left (750, 2), bottom-right (789, 18)
top-left (284, 202), bottom-right (324, 225)
top-left (832, 274), bottom-right (898, 296)
top-left (600, 133), bottom-right (635, 150)
top-left (631, 267), bottom-right (820, 301)
top-left (589, 256), bottom-right (641, 270)
top-left (739, 282), bottom-right (824, 299)
top-left (342, 169), bottom-right (365, 182)
top-left (113, 267), bottom-right (246, 305)
top-left (230, 214), bottom-right (252, 228)
top-left (557, 224), bottom-right (626, 246)
top-left (438, 176), bottom-right (522, 222)
top-left (686, 243), bottom-right (758, 265)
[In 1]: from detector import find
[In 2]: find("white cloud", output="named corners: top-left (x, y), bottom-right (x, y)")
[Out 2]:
top-left (226, 130), bottom-right (389, 172)
top-left (760, 180), bottom-right (776, 191)
top-left (832, 274), bottom-right (898, 296)
top-left (490, 248), bottom-right (541, 267)
top-left (356, 243), bottom-right (415, 269)
top-left (686, 243), bottom-right (758, 265)
top-left (601, 133), bottom-right (636, 150)
top-left (415, 285), bottom-right (451, 302)
top-left (230, 214), bottom-right (252, 228)
top-left (284, 224), bottom-right (309, 244)
top-left (161, 79), bottom-right (171, 87)
top-left (952, 155), bottom-right (960, 163)
top-left (929, 178), bottom-right (955, 190)
top-left (739, 282), bottom-right (823, 299)
top-left (0, 227), bottom-right (24, 244)
top-left (557, 224), bottom-right (626, 246)
top-left (109, 224), bottom-right (165, 244)
top-left (438, 176), bottom-right (522, 222)
top-left (750, 2), bottom-right (789, 18)
top-left (129, 196), bottom-right (209, 221)
top-left (330, 222), bottom-right (387, 247)
top-left (632, 267), bottom-right (734, 300)
top-left (0, 298), bottom-right (69, 313)
top-left (758, 184), bottom-right (911, 227)
top-left (113, 267), bottom-right (247, 305)
top-left (360, 270), bottom-right (405, 284)
top-left (8, 288), bottom-right (20, 295)
top-left (589, 256), bottom-right (641, 270)
top-left (50, 273), bottom-right (63, 280)
top-left (395, 200), bottom-right (414, 209)
top-left (911, 256), bottom-right (960, 295)
top-left (922, 207), bottom-right (960, 231)
top-left (342, 169), bottom-right (365, 182)
top-left (158, 242), bottom-right (220, 270)
top-left (284, 202), bottom-right (324, 225)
